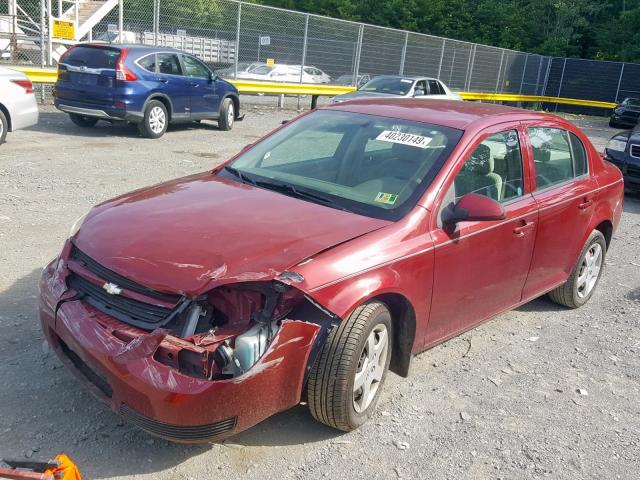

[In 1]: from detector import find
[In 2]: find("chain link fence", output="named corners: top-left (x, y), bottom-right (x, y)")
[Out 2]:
top-left (3, 0), bottom-right (640, 114)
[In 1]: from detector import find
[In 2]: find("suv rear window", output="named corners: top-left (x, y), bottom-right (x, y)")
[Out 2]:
top-left (62, 46), bottom-right (120, 68)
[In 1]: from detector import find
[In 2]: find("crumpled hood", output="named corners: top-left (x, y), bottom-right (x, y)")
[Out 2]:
top-left (73, 173), bottom-right (389, 296)
top-left (334, 91), bottom-right (399, 102)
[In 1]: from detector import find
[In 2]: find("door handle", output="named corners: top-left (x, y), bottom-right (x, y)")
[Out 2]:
top-left (155, 78), bottom-right (168, 83)
top-left (513, 220), bottom-right (535, 237)
top-left (578, 196), bottom-right (593, 210)
top-left (189, 82), bottom-right (198, 87)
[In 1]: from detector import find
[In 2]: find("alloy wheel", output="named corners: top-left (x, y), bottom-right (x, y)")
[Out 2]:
top-left (577, 243), bottom-right (603, 298)
top-left (149, 106), bottom-right (166, 134)
top-left (227, 103), bottom-right (234, 127)
top-left (353, 323), bottom-right (389, 413)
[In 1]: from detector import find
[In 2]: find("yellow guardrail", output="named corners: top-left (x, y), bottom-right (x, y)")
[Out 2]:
top-left (9, 66), bottom-right (617, 109)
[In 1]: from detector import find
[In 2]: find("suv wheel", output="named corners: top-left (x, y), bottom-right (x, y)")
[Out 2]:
top-left (308, 301), bottom-right (392, 431)
top-left (0, 109), bottom-right (7, 145)
top-left (548, 230), bottom-right (606, 308)
top-left (218, 98), bottom-right (234, 131)
top-left (138, 100), bottom-right (168, 139)
top-left (69, 113), bottom-right (98, 128)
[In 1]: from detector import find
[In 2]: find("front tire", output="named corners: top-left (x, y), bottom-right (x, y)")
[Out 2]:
top-left (0, 109), bottom-right (7, 145)
top-left (69, 113), bottom-right (98, 128)
top-left (548, 230), bottom-right (606, 308)
top-left (218, 98), bottom-right (234, 131)
top-left (138, 100), bottom-right (168, 139)
top-left (308, 301), bottom-right (392, 431)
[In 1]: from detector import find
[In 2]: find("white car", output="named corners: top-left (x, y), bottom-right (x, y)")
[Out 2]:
top-left (0, 67), bottom-right (39, 145)
top-left (332, 75), bottom-right (461, 103)
top-left (236, 64), bottom-right (330, 84)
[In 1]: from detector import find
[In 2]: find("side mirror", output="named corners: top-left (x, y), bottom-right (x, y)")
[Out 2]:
top-left (208, 71), bottom-right (216, 83)
top-left (414, 88), bottom-right (425, 97)
top-left (447, 193), bottom-right (505, 224)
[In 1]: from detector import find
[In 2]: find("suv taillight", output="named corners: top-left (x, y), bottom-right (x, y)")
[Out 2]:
top-left (11, 79), bottom-right (33, 94)
top-left (116, 48), bottom-right (137, 81)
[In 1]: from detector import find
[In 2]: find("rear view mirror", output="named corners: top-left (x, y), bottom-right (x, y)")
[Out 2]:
top-left (447, 193), bottom-right (505, 224)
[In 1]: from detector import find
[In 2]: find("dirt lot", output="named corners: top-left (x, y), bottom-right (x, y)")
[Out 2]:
top-left (0, 104), bottom-right (638, 480)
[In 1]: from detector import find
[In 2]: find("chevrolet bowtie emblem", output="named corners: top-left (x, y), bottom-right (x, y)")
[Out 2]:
top-left (103, 282), bottom-right (123, 295)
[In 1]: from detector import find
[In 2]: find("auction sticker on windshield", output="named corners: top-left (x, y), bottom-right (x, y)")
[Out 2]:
top-left (376, 130), bottom-right (432, 149)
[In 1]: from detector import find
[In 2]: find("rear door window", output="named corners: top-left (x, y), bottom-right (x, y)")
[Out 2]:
top-left (428, 80), bottom-right (443, 95)
top-left (529, 127), bottom-right (588, 189)
top-left (62, 46), bottom-right (120, 68)
top-left (157, 53), bottom-right (182, 75)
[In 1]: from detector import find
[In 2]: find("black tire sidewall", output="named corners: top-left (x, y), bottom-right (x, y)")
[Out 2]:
top-left (569, 232), bottom-right (606, 307)
top-left (140, 100), bottom-right (168, 139)
top-left (0, 109), bottom-right (7, 144)
top-left (218, 98), bottom-right (234, 131)
top-left (345, 306), bottom-right (393, 428)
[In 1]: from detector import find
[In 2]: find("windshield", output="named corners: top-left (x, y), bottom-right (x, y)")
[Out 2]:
top-left (622, 98), bottom-right (640, 106)
top-left (359, 77), bottom-right (414, 95)
top-left (220, 110), bottom-right (462, 221)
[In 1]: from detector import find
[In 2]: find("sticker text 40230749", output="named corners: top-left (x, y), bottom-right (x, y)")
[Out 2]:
top-left (376, 130), bottom-right (433, 149)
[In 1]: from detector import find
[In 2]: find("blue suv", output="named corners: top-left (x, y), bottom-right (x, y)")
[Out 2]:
top-left (54, 44), bottom-right (242, 138)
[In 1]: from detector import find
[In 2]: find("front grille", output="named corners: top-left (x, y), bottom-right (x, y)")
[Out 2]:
top-left (59, 337), bottom-right (113, 398)
top-left (70, 245), bottom-right (180, 303)
top-left (119, 405), bottom-right (237, 441)
top-left (630, 144), bottom-right (640, 159)
top-left (67, 273), bottom-right (174, 327)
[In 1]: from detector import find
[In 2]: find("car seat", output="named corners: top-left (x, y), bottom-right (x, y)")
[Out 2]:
top-left (454, 143), bottom-right (503, 201)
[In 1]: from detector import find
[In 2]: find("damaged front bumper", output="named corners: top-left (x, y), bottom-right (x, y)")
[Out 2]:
top-left (39, 257), bottom-right (322, 443)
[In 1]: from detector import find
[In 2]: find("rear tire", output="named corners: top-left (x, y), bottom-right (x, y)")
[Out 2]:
top-left (548, 230), bottom-right (606, 308)
top-left (69, 113), bottom-right (98, 128)
top-left (307, 301), bottom-right (392, 431)
top-left (138, 100), bottom-right (168, 139)
top-left (218, 98), bottom-right (234, 131)
top-left (0, 109), bottom-right (7, 145)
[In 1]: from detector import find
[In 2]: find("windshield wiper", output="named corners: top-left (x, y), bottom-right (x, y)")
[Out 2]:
top-left (223, 165), bottom-right (256, 185)
top-left (254, 179), bottom-right (353, 213)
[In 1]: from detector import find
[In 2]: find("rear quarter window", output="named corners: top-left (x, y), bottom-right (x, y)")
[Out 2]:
top-left (63, 47), bottom-right (120, 68)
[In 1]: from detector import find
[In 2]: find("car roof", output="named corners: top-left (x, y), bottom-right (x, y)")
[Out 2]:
top-left (78, 43), bottom-right (184, 54)
top-left (372, 75), bottom-right (438, 82)
top-left (324, 98), bottom-right (555, 130)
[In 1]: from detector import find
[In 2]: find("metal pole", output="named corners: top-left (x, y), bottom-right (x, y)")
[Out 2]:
top-left (534, 55), bottom-right (543, 95)
top-left (519, 53), bottom-right (529, 94)
top-left (541, 57), bottom-right (552, 96)
top-left (41, 0), bottom-right (45, 102)
top-left (299, 15), bottom-right (309, 84)
top-left (555, 58), bottom-right (567, 112)
top-left (153, 0), bottom-right (158, 45)
top-left (352, 24), bottom-right (363, 87)
top-left (399, 31), bottom-right (408, 75)
top-left (58, 0), bottom-right (62, 17)
top-left (46, 0), bottom-right (52, 65)
top-left (614, 63), bottom-right (625, 103)
top-left (448, 48), bottom-right (456, 85)
top-left (118, 0), bottom-right (123, 43)
top-left (436, 38), bottom-right (445, 80)
top-left (234, 1), bottom-right (241, 80)
top-left (466, 44), bottom-right (476, 91)
top-left (495, 50), bottom-right (504, 93)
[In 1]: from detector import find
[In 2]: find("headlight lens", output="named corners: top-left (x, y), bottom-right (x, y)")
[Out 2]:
top-left (606, 138), bottom-right (627, 152)
top-left (614, 107), bottom-right (624, 115)
top-left (69, 211), bottom-right (89, 237)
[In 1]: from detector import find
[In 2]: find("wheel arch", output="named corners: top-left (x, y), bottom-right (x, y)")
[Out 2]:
top-left (221, 93), bottom-right (240, 118)
top-left (145, 94), bottom-right (173, 120)
top-left (0, 102), bottom-right (12, 131)
top-left (373, 292), bottom-right (416, 378)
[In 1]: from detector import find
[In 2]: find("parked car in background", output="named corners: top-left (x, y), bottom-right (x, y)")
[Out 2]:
top-left (53, 44), bottom-right (242, 139)
top-left (605, 123), bottom-right (640, 191)
top-left (609, 97), bottom-right (640, 128)
top-left (332, 75), bottom-right (461, 103)
top-left (216, 61), bottom-right (265, 78)
top-left (0, 66), bottom-right (39, 145)
top-left (236, 64), bottom-right (330, 83)
top-left (40, 99), bottom-right (622, 443)
top-left (333, 73), bottom-right (372, 88)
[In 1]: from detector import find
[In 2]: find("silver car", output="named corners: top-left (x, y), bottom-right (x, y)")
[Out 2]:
top-left (332, 75), bottom-right (462, 103)
top-left (0, 66), bottom-right (39, 145)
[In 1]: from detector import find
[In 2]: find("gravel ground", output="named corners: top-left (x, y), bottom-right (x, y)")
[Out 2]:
top-left (0, 105), bottom-right (638, 480)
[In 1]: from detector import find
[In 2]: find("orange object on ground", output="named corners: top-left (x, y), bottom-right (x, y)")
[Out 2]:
top-left (0, 453), bottom-right (81, 480)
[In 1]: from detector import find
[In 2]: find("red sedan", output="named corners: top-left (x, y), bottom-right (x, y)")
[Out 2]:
top-left (40, 99), bottom-right (624, 442)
